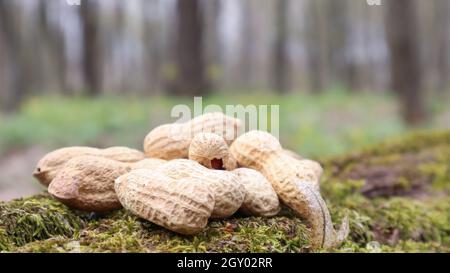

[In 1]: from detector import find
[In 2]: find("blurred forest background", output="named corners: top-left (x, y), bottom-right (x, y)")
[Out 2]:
top-left (0, 0), bottom-right (450, 200)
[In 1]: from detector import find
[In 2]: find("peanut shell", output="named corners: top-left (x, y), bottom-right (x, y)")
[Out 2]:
top-left (144, 112), bottom-right (242, 160)
top-left (230, 130), bottom-right (349, 249)
top-left (48, 155), bottom-right (131, 212)
top-left (115, 169), bottom-right (215, 235)
top-left (232, 168), bottom-right (280, 217)
top-left (34, 146), bottom-right (145, 186)
top-left (189, 132), bottom-right (237, 170)
top-left (156, 159), bottom-right (245, 218)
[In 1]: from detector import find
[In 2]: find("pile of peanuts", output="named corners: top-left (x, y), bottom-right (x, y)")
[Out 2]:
top-left (33, 113), bottom-right (348, 249)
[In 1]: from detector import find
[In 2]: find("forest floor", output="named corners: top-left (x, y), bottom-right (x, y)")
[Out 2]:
top-left (1, 131), bottom-right (449, 253)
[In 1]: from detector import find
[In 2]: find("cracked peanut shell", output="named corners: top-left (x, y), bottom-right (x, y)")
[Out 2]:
top-left (189, 132), bottom-right (237, 170)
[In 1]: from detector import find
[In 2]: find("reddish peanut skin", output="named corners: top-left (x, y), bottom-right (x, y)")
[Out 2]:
top-left (230, 131), bottom-right (348, 249)
top-left (189, 133), bottom-right (237, 171)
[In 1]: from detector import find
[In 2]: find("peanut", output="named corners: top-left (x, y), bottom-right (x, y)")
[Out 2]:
top-left (143, 113), bottom-right (242, 160)
top-left (230, 130), bottom-right (349, 249)
top-left (232, 168), bottom-right (280, 217)
top-left (130, 158), bottom-right (167, 170)
top-left (48, 155), bottom-right (131, 212)
top-left (33, 146), bottom-right (145, 186)
top-left (115, 169), bottom-right (215, 235)
top-left (156, 159), bottom-right (245, 218)
top-left (189, 133), bottom-right (237, 170)
top-left (283, 149), bottom-right (304, 160)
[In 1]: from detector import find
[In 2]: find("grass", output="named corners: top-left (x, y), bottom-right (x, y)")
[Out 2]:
top-left (2, 90), bottom-right (448, 157)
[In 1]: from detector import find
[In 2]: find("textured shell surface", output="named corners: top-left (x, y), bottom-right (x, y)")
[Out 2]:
top-left (229, 130), bottom-right (282, 168)
top-left (143, 112), bottom-right (242, 160)
top-left (185, 113), bottom-right (243, 145)
top-left (232, 168), bottom-right (280, 217)
top-left (156, 159), bottom-right (245, 218)
top-left (33, 147), bottom-right (99, 186)
top-left (230, 130), bottom-right (349, 249)
top-left (131, 158), bottom-right (167, 170)
top-left (115, 169), bottom-right (215, 235)
top-left (143, 124), bottom-right (191, 159)
top-left (263, 154), bottom-right (322, 191)
top-left (98, 147), bottom-right (146, 162)
top-left (189, 132), bottom-right (237, 170)
top-left (48, 155), bottom-right (131, 212)
top-left (33, 146), bottom-right (145, 186)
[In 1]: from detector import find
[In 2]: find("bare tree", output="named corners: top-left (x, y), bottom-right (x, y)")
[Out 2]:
top-left (38, 0), bottom-right (68, 94)
top-left (0, 0), bottom-right (26, 112)
top-left (239, 0), bottom-right (256, 90)
top-left (305, 0), bottom-right (331, 93)
top-left (80, 0), bottom-right (103, 96)
top-left (142, 0), bottom-right (163, 94)
top-left (385, 0), bottom-right (426, 125)
top-left (434, 0), bottom-right (450, 93)
top-left (272, 0), bottom-right (290, 94)
top-left (204, 0), bottom-right (222, 90)
top-left (171, 0), bottom-right (208, 96)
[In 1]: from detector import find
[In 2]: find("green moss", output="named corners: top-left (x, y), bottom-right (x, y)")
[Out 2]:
top-left (4, 131), bottom-right (450, 253)
top-left (0, 194), bottom-right (85, 251)
top-left (13, 193), bottom-right (446, 253)
top-left (320, 130), bottom-right (450, 252)
top-left (14, 236), bottom-right (78, 253)
top-left (12, 210), bottom-right (311, 253)
top-left (368, 198), bottom-right (449, 243)
top-left (0, 228), bottom-right (13, 252)
top-left (76, 210), bottom-right (147, 253)
top-left (419, 148), bottom-right (450, 192)
top-left (144, 214), bottom-right (310, 253)
top-left (325, 131), bottom-right (450, 171)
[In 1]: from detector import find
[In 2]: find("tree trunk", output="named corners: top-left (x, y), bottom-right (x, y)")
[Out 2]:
top-left (0, 1), bottom-right (26, 113)
top-left (328, 0), bottom-right (352, 90)
top-left (239, 0), bottom-right (255, 90)
top-left (38, 0), bottom-right (68, 95)
top-left (435, 0), bottom-right (450, 93)
top-left (204, 0), bottom-right (222, 90)
top-left (171, 0), bottom-right (208, 96)
top-left (142, 0), bottom-right (162, 94)
top-left (81, 0), bottom-right (102, 96)
top-left (273, 0), bottom-right (290, 94)
top-left (385, 0), bottom-right (426, 126)
top-left (305, 0), bottom-right (331, 93)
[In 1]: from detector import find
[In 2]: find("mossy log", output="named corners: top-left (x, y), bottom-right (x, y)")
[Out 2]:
top-left (1, 131), bottom-right (449, 253)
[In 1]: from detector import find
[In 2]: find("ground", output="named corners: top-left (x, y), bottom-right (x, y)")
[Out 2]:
top-left (0, 131), bottom-right (449, 253)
